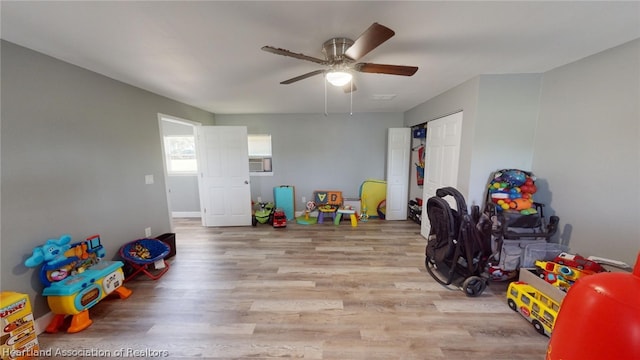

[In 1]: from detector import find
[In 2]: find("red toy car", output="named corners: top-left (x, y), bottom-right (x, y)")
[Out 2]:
top-left (272, 209), bottom-right (287, 228)
top-left (553, 252), bottom-right (606, 273)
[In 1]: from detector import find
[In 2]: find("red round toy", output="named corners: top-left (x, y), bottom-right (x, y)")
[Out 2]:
top-left (546, 252), bottom-right (640, 359)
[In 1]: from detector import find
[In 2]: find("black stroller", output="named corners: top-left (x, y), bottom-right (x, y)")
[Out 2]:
top-left (484, 169), bottom-right (560, 274)
top-left (424, 187), bottom-right (493, 297)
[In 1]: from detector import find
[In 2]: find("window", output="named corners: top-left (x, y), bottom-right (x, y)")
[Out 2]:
top-left (248, 134), bottom-right (272, 175)
top-left (543, 311), bottom-right (555, 323)
top-left (532, 302), bottom-right (540, 314)
top-left (164, 135), bottom-right (197, 175)
top-left (539, 295), bottom-right (549, 305)
top-left (509, 287), bottom-right (519, 298)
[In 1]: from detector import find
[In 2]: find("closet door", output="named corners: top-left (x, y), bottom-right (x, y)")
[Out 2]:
top-left (421, 112), bottom-right (463, 238)
top-left (386, 128), bottom-right (411, 220)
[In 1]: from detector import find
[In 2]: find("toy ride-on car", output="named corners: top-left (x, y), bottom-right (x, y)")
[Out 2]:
top-left (272, 209), bottom-right (287, 228)
top-left (252, 202), bottom-right (274, 226)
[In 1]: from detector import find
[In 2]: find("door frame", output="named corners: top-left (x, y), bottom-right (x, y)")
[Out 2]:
top-left (158, 113), bottom-right (202, 232)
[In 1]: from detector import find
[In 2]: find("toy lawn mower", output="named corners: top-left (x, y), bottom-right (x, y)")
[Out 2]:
top-left (252, 202), bottom-right (274, 226)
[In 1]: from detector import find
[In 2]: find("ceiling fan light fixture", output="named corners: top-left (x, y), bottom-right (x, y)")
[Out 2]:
top-left (326, 71), bottom-right (352, 87)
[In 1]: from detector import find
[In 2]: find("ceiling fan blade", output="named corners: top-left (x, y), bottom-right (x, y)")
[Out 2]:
top-left (262, 46), bottom-right (327, 65)
top-left (343, 81), bottom-right (357, 93)
top-left (344, 23), bottom-right (395, 61)
top-left (280, 69), bottom-right (325, 84)
top-left (354, 63), bottom-right (418, 76)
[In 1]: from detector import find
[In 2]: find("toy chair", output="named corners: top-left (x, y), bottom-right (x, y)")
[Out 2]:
top-left (119, 239), bottom-right (170, 281)
top-left (313, 190), bottom-right (343, 224)
top-left (317, 205), bottom-right (338, 224)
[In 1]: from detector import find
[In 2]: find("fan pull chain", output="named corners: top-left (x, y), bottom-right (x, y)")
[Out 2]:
top-left (324, 75), bottom-right (328, 116)
top-left (350, 81), bottom-right (353, 116)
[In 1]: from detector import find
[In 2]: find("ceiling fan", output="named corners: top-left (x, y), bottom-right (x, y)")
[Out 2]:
top-left (262, 22), bottom-right (418, 93)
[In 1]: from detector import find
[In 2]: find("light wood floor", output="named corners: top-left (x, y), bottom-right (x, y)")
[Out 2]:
top-left (37, 218), bottom-right (549, 359)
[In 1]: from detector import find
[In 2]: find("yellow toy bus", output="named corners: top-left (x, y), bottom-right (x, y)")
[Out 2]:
top-left (506, 281), bottom-right (561, 336)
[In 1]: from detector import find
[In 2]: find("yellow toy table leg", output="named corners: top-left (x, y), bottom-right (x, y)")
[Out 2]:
top-left (67, 310), bottom-right (92, 333)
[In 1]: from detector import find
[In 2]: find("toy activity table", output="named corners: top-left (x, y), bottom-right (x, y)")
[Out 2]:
top-left (24, 234), bottom-right (132, 333)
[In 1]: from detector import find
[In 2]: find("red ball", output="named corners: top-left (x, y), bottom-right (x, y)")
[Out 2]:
top-left (547, 252), bottom-right (640, 359)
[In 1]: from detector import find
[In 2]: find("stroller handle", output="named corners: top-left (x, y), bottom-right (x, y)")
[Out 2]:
top-left (435, 187), bottom-right (469, 216)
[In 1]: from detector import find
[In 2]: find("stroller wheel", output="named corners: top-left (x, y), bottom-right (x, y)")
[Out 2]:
top-left (462, 276), bottom-right (486, 297)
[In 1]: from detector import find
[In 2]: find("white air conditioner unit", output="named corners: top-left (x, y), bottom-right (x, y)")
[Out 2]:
top-left (249, 158), bottom-right (272, 173)
top-left (249, 158), bottom-right (264, 172)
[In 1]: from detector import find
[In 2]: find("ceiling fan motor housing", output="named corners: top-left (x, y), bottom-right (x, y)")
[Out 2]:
top-left (322, 38), bottom-right (354, 64)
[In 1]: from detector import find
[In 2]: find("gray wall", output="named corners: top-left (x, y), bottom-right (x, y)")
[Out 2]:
top-left (533, 39), bottom-right (640, 265)
top-left (404, 74), bottom-right (542, 208)
top-left (215, 113), bottom-right (404, 211)
top-left (1, 41), bottom-right (215, 317)
top-left (471, 74), bottom-right (542, 207)
top-left (166, 176), bottom-right (200, 213)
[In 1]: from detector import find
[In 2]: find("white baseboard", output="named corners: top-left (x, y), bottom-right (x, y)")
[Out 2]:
top-left (171, 211), bottom-right (201, 218)
top-left (35, 311), bottom-right (55, 334)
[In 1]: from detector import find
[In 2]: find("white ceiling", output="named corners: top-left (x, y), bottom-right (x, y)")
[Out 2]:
top-left (2, 1), bottom-right (639, 115)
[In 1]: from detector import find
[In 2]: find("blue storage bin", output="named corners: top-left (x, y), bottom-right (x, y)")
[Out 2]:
top-left (413, 128), bottom-right (426, 138)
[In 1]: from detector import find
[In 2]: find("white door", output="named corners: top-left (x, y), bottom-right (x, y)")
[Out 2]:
top-left (421, 111), bottom-right (463, 238)
top-left (386, 128), bottom-right (411, 220)
top-left (197, 126), bottom-right (252, 227)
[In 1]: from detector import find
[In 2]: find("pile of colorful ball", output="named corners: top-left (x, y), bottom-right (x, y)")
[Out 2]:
top-left (488, 169), bottom-right (538, 215)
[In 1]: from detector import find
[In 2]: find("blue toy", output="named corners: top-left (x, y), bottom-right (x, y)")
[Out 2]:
top-left (24, 235), bottom-right (72, 268)
top-left (502, 169), bottom-right (528, 187)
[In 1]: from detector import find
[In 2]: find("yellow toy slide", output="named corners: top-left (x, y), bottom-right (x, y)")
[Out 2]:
top-left (359, 179), bottom-right (386, 218)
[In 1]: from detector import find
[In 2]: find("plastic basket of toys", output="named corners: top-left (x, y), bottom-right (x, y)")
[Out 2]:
top-left (119, 238), bottom-right (170, 264)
